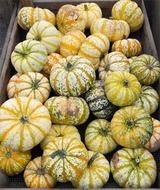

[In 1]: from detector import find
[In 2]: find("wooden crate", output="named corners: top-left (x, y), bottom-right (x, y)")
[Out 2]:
top-left (0, 0), bottom-right (160, 188)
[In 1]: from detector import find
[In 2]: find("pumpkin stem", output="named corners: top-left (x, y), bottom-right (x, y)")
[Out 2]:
top-left (88, 152), bottom-right (99, 167)
top-left (66, 63), bottom-right (73, 71)
top-left (84, 4), bottom-right (88, 11)
top-left (122, 80), bottom-right (129, 87)
top-left (14, 50), bottom-right (27, 56)
top-left (37, 168), bottom-right (45, 175)
top-left (50, 150), bottom-right (66, 159)
top-left (132, 157), bottom-right (140, 166)
top-left (20, 115), bottom-right (28, 124)
top-left (34, 36), bottom-right (41, 41)
top-left (148, 64), bottom-right (153, 70)
top-left (31, 80), bottom-right (40, 90)
top-left (126, 118), bottom-right (135, 129)
top-left (5, 152), bottom-right (11, 158)
top-left (99, 128), bottom-right (109, 136)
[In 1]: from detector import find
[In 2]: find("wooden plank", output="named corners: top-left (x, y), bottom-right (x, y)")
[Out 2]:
top-left (20, 0), bottom-right (34, 6)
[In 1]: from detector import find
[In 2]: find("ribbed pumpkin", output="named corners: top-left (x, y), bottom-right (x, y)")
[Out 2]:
top-left (24, 156), bottom-right (56, 188)
top-left (105, 72), bottom-right (141, 107)
top-left (99, 52), bottom-right (130, 80)
top-left (78, 33), bottom-right (110, 70)
top-left (112, 38), bottom-right (142, 57)
top-left (90, 18), bottom-right (130, 42)
top-left (112, 0), bottom-right (144, 32)
top-left (111, 106), bottom-right (153, 148)
top-left (77, 3), bottom-right (102, 29)
top-left (11, 40), bottom-right (48, 74)
top-left (0, 144), bottom-right (31, 176)
top-left (130, 54), bottom-right (160, 85)
top-left (85, 80), bottom-right (117, 119)
top-left (0, 97), bottom-right (51, 151)
top-left (17, 7), bottom-right (55, 30)
top-left (41, 125), bottom-right (81, 150)
top-left (43, 137), bottom-right (88, 182)
top-left (133, 86), bottom-right (159, 114)
top-left (45, 96), bottom-right (89, 125)
top-left (26, 21), bottom-right (62, 54)
top-left (72, 151), bottom-right (110, 188)
top-left (56, 5), bottom-right (85, 34)
top-left (50, 56), bottom-right (96, 96)
top-left (60, 30), bottom-right (86, 57)
top-left (111, 148), bottom-right (157, 188)
top-left (85, 119), bottom-right (118, 154)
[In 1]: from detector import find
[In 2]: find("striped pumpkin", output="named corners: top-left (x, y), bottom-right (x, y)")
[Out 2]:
top-left (60, 30), bottom-right (86, 57)
top-left (99, 52), bottom-right (130, 80)
top-left (90, 18), bottom-right (130, 42)
top-left (105, 72), bottom-right (141, 107)
top-left (78, 33), bottom-right (110, 70)
top-left (133, 86), bottom-right (159, 114)
top-left (24, 156), bottom-right (56, 188)
top-left (41, 125), bottom-right (81, 150)
top-left (77, 3), bottom-right (102, 29)
top-left (56, 5), bottom-right (85, 34)
top-left (50, 56), bottom-right (96, 96)
top-left (112, 0), bottom-right (144, 32)
top-left (112, 38), bottom-right (142, 57)
top-left (130, 54), bottom-right (160, 85)
top-left (85, 119), bottom-right (118, 154)
top-left (0, 97), bottom-right (51, 151)
top-left (11, 40), bottom-right (48, 74)
top-left (111, 148), bottom-right (157, 188)
top-left (43, 137), bottom-right (88, 182)
top-left (111, 106), bottom-right (153, 148)
top-left (17, 7), bottom-right (56, 30)
top-left (0, 144), bottom-right (31, 176)
top-left (72, 151), bottom-right (110, 188)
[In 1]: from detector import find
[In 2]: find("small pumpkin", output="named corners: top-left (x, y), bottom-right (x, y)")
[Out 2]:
top-left (111, 148), bottom-right (157, 188)
top-left (111, 106), bottom-right (153, 148)
top-left (11, 40), bottom-right (48, 74)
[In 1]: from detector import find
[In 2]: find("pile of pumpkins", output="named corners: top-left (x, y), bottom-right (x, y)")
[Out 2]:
top-left (0, 0), bottom-right (160, 188)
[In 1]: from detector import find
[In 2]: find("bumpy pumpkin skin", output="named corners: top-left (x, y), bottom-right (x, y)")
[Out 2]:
top-left (24, 156), bottom-right (56, 188)
top-left (111, 148), bottom-right (157, 188)
top-left (90, 18), bottom-right (130, 42)
top-left (17, 7), bottom-right (56, 30)
top-left (99, 52), bottom-right (130, 80)
top-left (11, 40), bottom-right (48, 74)
top-left (78, 33), bottom-right (110, 70)
top-left (85, 119), bottom-right (118, 154)
top-left (112, 0), bottom-right (144, 32)
top-left (50, 56), bottom-right (96, 96)
top-left (0, 145), bottom-right (31, 176)
top-left (111, 106), bottom-right (153, 148)
top-left (0, 97), bottom-right (51, 151)
top-left (105, 72), bottom-right (141, 107)
top-left (60, 30), bottom-right (86, 57)
top-left (45, 96), bottom-right (89, 125)
top-left (43, 137), bottom-right (88, 183)
top-left (72, 151), bottom-right (110, 188)
top-left (77, 3), bottom-right (102, 29)
top-left (56, 5), bottom-right (85, 34)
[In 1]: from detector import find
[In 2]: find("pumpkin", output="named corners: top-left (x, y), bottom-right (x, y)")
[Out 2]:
top-left (85, 80), bottom-right (117, 119)
top-left (50, 56), bottom-right (95, 96)
top-left (78, 33), bottom-right (110, 70)
top-left (85, 119), bottom-right (117, 154)
top-left (0, 144), bottom-right (31, 176)
top-left (56, 5), bottom-right (85, 34)
top-left (43, 137), bottom-right (88, 182)
top-left (72, 151), bottom-right (110, 188)
top-left (41, 124), bottom-right (81, 150)
top-left (0, 97), bottom-right (51, 151)
top-left (17, 7), bottom-right (56, 30)
top-left (105, 72), bottom-right (141, 107)
top-left (99, 52), bottom-right (130, 80)
top-left (130, 54), bottom-right (160, 85)
top-left (90, 18), bottom-right (130, 42)
top-left (11, 40), bottom-right (48, 74)
top-left (111, 106), bottom-right (153, 148)
top-left (45, 96), bottom-right (89, 125)
top-left (60, 30), bottom-right (86, 57)
top-left (111, 148), bottom-right (157, 188)
top-left (133, 86), bottom-right (159, 114)
top-left (112, 38), bottom-right (142, 57)
top-left (26, 21), bottom-right (62, 54)
top-left (77, 3), bottom-right (102, 29)
top-left (24, 156), bottom-right (56, 188)
top-left (112, 0), bottom-right (144, 32)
